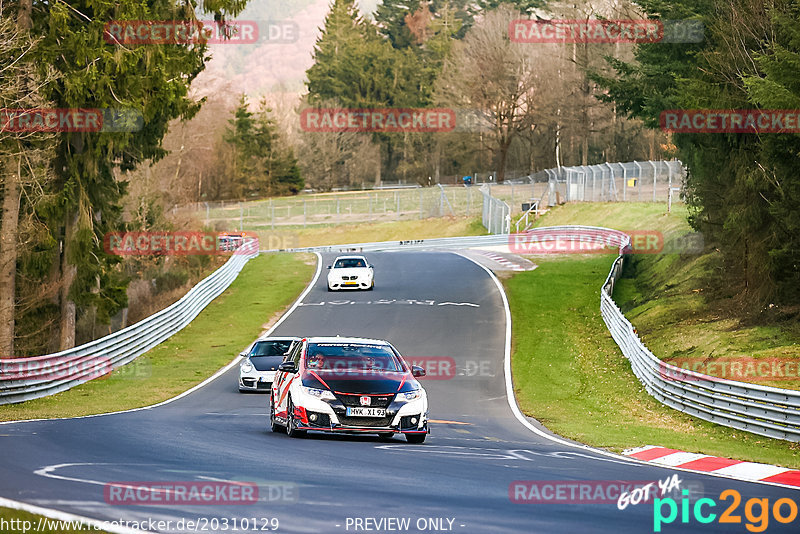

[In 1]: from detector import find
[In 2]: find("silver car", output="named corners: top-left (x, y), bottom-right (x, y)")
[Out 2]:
top-left (238, 337), bottom-right (300, 392)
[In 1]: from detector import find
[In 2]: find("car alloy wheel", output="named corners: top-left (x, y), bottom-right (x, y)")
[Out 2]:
top-left (270, 397), bottom-right (283, 433)
top-left (286, 397), bottom-right (306, 438)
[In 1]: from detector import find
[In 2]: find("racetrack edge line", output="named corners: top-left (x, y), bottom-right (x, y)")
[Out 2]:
top-left (0, 496), bottom-right (151, 534)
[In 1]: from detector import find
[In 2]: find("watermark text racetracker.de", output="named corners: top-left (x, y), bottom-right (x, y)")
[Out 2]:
top-left (510, 478), bottom-right (675, 504)
top-left (103, 19), bottom-right (300, 45)
top-left (509, 19), bottom-right (703, 44)
top-left (0, 108), bottom-right (144, 133)
top-left (104, 481), bottom-right (259, 505)
top-left (303, 356), bottom-right (496, 381)
top-left (104, 19), bottom-right (258, 44)
top-left (0, 355), bottom-right (112, 382)
top-left (661, 109), bottom-right (800, 133)
top-left (404, 356), bottom-right (496, 381)
top-left (299, 108), bottom-right (491, 133)
top-left (103, 231), bottom-right (267, 256)
top-left (0, 516), bottom-right (279, 532)
top-left (660, 356), bottom-right (800, 383)
top-left (508, 228), bottom-right (704, 255)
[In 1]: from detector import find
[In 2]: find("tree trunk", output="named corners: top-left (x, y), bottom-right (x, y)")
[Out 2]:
top-left (496, 139), bottom-right (510, 183)
top-left (0, 0), bottom-right (36, 357)
top-left (59, 212), bottom-right (77, 350)
top-left (17, 0), bottom-right (32, 30)
top-left (0, 154), bottom-right (21, 357)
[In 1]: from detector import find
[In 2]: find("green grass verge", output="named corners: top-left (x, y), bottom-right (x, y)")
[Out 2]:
top-left (506, 255), bottom-right (800, 467)
top-left (615, 252), bottom-right (800, 391)
top-left (507, 201), bottom-right (800, 466)
top-left (0, 507), bottom-right (107, 532)
top-left (0, 253), bottom-right (315, 422)
top-left (291, 216), bottom-right (486, 247)
top-left (531, 201), bottom-right (691, 237)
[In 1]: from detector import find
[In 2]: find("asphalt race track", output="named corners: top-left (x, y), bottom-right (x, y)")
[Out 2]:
top-left (1, 251), bottom-right (798, 533)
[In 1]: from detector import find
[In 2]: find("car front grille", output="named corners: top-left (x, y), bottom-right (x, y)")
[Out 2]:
top-left (337, 416), bottom-right (393, 427)
top-left (256, 382), bottom-right (270, 390)
top-left (335, 393), bottom-right (394, 408)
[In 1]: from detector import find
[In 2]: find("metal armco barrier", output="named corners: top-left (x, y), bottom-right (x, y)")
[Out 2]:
top-left (600, 244), bottom-right (800, 442)
top-left (0, 240), bottom-right (260, 405)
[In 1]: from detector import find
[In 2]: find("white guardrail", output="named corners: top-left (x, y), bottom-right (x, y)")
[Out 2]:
top-left (601, 248), bottom-right (800, 442)
top-left (0, 240), bottom-right (260, 405)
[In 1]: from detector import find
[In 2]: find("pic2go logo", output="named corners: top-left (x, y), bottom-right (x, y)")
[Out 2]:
top-left (654, 489), bottom-right (799, 532)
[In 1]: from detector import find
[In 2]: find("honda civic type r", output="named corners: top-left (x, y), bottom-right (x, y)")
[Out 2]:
top-left (270, 337), bottom-right (429, 443)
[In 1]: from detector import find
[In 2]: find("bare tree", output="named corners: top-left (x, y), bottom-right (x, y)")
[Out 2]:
top-left (296, 99), bottom-right (380, 191)
top-left (435, 5), bottom-right (545, 182)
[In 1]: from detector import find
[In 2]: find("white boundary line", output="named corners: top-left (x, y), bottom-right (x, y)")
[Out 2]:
top-left (455, 252), bottom-right (800, 492)
top-left (0, 253), bottom-right (322, 427)
top-left (0, 495), bottom-right (151, 534)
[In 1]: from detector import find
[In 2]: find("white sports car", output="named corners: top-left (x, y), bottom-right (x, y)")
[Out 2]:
top-left (270, 337), bottom-right (429, 442)
top-left (327, 255), bottom-right (374, 291)
top-left (238, 337), bottom-right (300, 392)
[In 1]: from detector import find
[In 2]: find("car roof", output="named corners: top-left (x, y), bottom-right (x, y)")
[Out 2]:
top-left (254, 336), bottom-right (302, 343)
top-left (304, 336), bottom-right (391, 346)
top-left (332, 255), bottom-right (368, 261)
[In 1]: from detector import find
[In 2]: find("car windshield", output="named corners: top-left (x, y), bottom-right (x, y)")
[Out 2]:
top-left (250, 340), bottom-right (293, 357)
top-left (334, 258), bottom-right (366, 269)
top-left (305, 343), bottom-right (402, 372)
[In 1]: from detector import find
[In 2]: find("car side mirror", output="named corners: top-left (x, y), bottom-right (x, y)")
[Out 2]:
top-left (278, 362), bottom-right (297, 373)
top-left (327, 265), bottom-right (332, 269)
top-left (411, 365), bottom-right (426, 378)
top-left (239, 352), bottom-right (247, 357)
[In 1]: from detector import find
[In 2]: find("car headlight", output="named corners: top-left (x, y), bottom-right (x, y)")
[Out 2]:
top-left (241, 360), bottom-right (253, 372)
top-left (398, 389), bottom-right (422, 401)
top-left (301, 386), bottom-right (336, 400)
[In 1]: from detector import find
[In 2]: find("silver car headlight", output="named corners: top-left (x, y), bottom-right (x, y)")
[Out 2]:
top-left (241, 360), bottom-right (253, 373)
top-left (301, 386), bottom-right (336, 400)
top-left (397, 389), bottom-right (422, 401)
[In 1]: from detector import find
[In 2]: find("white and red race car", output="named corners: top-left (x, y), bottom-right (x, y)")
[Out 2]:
top-left (270, 337), bottom-right (428, 443)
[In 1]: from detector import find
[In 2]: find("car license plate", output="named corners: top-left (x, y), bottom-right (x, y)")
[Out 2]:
top-left (346, 407), bottom-right (386, 417)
